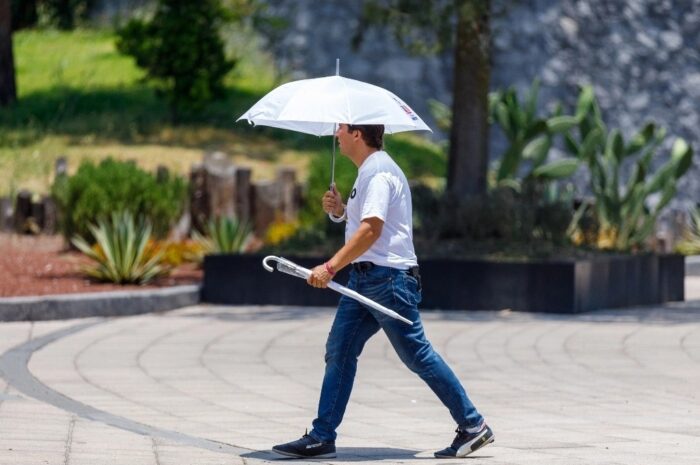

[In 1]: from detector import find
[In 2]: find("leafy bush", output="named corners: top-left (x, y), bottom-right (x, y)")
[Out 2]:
top-left (51, 158), bottom-right (187, 242)
top-left (116, 0), bottom-right (235, 120)
top-left (71, 211), bottom-right (168, 284)
top-left (414, 183), bottom-right (574, 252)
top-left (193, 216), bottom-right (252, 254)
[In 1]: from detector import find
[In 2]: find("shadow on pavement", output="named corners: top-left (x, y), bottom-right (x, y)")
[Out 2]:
top-left (242, 446), bottom-right (478, 461)
top-left (183, 306), bottom-right (336, 322)
top-left (185, 302), bottom-right (700, 325)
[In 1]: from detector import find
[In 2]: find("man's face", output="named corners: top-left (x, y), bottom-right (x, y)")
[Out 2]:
top-left (335, 124), bottom-right (355, 155)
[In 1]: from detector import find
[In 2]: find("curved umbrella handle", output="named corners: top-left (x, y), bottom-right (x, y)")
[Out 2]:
top-left (262, 255), bottom-right (311, 280)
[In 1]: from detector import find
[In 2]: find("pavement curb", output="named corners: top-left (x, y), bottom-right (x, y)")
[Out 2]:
top-left (686, 255), bottom-right (700, 276)
top-left (0, 285), bottom-right (201, 321)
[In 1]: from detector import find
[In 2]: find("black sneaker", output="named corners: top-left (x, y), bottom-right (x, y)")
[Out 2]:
top-left (272, 432), bottom-right (336, 459)
top-left (434, 424), bottom-right (494, 458)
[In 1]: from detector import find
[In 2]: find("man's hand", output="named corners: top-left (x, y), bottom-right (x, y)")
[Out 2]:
top-left (307, 264), bottom-right (334, 288)
top-left (322, 184), bottom-right (344, 217)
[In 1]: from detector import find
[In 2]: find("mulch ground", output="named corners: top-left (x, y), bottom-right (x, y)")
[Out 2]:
top-left (0, 233), bottom-right (202, 298)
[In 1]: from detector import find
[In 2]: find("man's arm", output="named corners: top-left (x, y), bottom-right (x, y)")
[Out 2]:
top-left (307, 217), bottom-right (383, 288)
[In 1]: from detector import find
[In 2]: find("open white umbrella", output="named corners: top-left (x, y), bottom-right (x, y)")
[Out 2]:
top-left (237, 60), bottom-right (431, 186)
top-left (237, 75), bottom-right (432, 136)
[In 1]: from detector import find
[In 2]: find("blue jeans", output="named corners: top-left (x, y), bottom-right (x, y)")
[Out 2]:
top-left (310, 264), bottom-right (484, 442)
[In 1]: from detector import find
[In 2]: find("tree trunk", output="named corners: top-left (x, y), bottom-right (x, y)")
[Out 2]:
top-left (447, 0), bottom-right (490, 199)
top-left (0, 0), bottom-right (17, 106)
top-left (11, 0), bottom-right (39, 31)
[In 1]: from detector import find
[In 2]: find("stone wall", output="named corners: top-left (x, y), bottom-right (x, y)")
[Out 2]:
top-left (261, 0), bottom-right (700, 206)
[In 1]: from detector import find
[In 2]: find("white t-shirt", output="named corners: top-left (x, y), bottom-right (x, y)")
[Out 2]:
top-left (345, 150), bottom-right (418, 269)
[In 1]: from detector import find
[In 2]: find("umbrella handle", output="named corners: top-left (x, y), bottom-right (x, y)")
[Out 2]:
top-left (262, 255), bottom-right (311, 280)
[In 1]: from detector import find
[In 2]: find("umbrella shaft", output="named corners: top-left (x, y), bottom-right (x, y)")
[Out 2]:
top-left (330, 125), bottom-right (337, 188)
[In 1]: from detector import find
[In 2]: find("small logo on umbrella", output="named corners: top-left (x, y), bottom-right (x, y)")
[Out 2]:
top-left (393, 97), bottom-right (419, 121)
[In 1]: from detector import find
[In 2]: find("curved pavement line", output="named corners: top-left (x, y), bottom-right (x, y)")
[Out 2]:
top-left (0, 320), bottom-right (253, 457)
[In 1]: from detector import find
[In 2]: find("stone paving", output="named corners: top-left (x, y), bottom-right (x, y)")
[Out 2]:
top-left (1, 296), bottom-right (700, 464)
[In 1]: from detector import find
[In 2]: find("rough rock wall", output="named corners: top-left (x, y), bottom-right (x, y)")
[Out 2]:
top-left (263, 0), bottom-right (700, 205)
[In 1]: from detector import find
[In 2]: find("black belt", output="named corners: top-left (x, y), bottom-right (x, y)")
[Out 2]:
top-left (352, 261), bottom-right (420, 278)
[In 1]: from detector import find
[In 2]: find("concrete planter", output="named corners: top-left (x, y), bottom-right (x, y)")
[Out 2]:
top-left (202, 253), bottom-right (685, 313)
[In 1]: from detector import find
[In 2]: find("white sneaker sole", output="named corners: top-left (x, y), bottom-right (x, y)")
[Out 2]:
top-left (455, 429), bottom-right (494, 457)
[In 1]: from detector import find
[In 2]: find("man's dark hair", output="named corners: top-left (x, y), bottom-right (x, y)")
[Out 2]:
top-left (347, 124), bottom-right (384, 149)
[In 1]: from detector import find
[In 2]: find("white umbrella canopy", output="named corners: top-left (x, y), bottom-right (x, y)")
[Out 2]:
top-left (237, 75), bottom-right (432, 135)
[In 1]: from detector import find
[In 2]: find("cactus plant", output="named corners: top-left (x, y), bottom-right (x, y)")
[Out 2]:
top-left (489, 79), bottom-right (581, 189)
top-left (566, 86), bottom-right (694, 251)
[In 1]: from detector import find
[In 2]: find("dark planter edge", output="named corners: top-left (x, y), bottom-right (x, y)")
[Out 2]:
top-left (202, 253), bottom-right (685, 313)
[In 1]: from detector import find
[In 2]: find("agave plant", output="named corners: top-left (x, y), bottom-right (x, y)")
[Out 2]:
top-left (71, 211), bottom-right (167, 284)
top-left (193, 216), bottom-right (252, 254)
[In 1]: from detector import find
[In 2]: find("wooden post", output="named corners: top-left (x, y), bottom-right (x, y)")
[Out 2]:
top-left (252, 181), bottom-right (279, 236)
top-left (204, 151), bottom-right (236, 219)
top-left (42, 195), bottom-right (58, 234)
top-left (14, 190), bottom-right (32, 234)
top-left (189, 164), bottom-right (210, 234)
top-left (31, 198), bottom-right (44, 232)
top-left (277, 167), bottom-right (297, 222)
top-left (235, 167), bottom-right (252, 223)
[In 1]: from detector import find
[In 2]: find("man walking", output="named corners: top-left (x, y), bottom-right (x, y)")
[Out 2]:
top-left (272, 124), bottom-right (493, 459)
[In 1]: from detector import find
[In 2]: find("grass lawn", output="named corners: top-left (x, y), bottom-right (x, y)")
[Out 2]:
top-left (0, 28), bottom-right (445, 198)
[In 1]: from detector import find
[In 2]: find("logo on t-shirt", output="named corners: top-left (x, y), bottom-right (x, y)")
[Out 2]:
top-left (350, 188), bottom-right (357, 199)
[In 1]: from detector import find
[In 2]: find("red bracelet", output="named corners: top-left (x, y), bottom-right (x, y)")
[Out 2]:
top-left (324, 262), bottom-right (336, 276)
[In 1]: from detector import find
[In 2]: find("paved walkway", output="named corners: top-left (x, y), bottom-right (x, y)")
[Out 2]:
top-left (1, 300), bottom-right (699, 465)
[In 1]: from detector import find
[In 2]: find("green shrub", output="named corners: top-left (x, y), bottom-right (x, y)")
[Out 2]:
top-left (415, 183), bottom-right (574, 248)
top-left (51, 158), bottom-right (187, 242)
top-left (71, 211), bottom-right (168, 284)
top-left (116, 0), bottom-right (235, 120)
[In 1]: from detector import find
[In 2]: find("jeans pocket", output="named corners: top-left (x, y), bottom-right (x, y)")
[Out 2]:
top-left (390, 274), bottom-right (417, 308)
